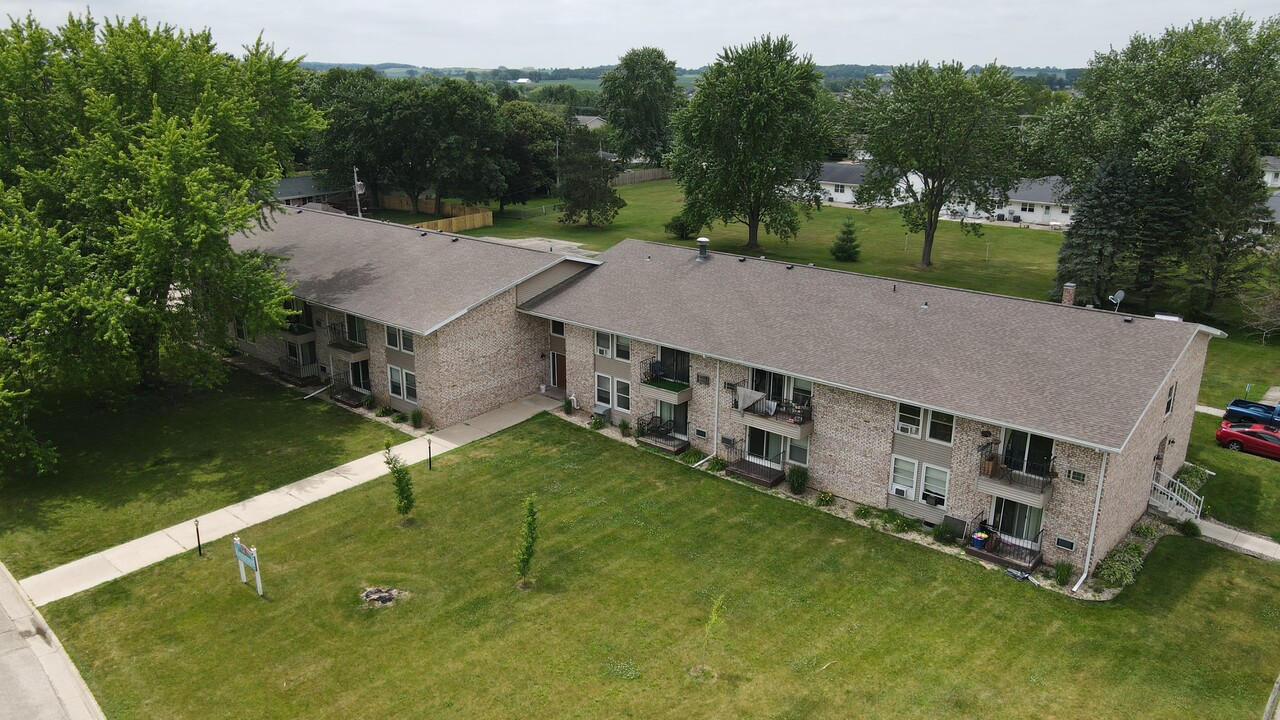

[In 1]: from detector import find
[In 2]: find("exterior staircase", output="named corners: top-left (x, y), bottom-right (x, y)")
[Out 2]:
top-left (1148, 470), bottom-right (1203, 521)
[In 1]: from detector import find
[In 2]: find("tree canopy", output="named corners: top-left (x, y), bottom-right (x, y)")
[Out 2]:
top-left (0, 14), bottom-right (319, 470)
top-left (598, 47), bottom-right (683, 164)
top-left (558, 126), bottom-right (626, 227)
top-left (668, 35), bottom-right (838, 250)
top-left (495, 101), bottom-right (566, 211)
top-left (853, 62), bottom-right (1025, 267)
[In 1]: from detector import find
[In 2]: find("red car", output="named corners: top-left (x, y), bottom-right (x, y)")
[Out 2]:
top-left (1216, 421), bottom-right (1280, 460)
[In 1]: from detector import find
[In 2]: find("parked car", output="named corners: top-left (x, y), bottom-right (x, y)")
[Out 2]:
top-left (1216, 421), bottom-right (1280, 460)
top-left (1224, 399), bottom-right (1280, 425)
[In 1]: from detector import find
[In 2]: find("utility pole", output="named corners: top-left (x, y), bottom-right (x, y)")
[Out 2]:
top-left (352, 166), bottom-right (365, 218)
top-left (555, 139), bottom-right (560, 188)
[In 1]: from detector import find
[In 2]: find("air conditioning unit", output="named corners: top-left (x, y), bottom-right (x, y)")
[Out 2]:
top-left (897, 423), bottom-right (917, 435)
top-left (696, 374), bottom-right (710, 386)
top-left (595, 347), bottom-right (610, 356)
top-left (694, 428), bottom-right (708, 439)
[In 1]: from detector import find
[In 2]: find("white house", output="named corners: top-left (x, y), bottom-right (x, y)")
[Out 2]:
top-left (979, 176), bottom-right (1074, 228)
top-left (1263, 156), bottom-right (1280, 189)
top-left (815, 161), bottom-right (924, 207)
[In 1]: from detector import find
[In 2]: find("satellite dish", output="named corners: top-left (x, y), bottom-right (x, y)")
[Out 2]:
top-left (1108, 289), bottom-right (1125, 312)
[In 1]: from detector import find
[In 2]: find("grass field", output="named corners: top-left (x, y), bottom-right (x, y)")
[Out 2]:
top-left (0, 371), bottom-right (407, 578)
top-left (1188, 413), bottom-right (1280, 540)
top-left (45, 415), bottom-right (1280, 719)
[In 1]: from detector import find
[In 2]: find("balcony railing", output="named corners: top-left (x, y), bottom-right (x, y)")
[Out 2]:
top-left (278, 355), bottom-right (319, 379)
top-left (634, 413), bottom-right (689, 453)
top-left (722, 439), bottom-right (786, 487)
top-left (642, 356), bottom-right (689, 387)
top-left (327, 324), bottom-right (368, 348)
top-left (283, 320), bottom-right (314, 336)
top-left (965, 512), bottom-right (1044, 570)
top-left (978, 441), bottom-right (1054, 492)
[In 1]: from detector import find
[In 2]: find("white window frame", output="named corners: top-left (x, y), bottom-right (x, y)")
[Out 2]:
top-left (350, 359), bottom-right (371, 393)
top-left (926, 410), bottom-right (954, 446)
top-left (614, 335), bottom-right (631, 363)
top-left (385, 326), bottom-right (414, 355)
top-left (1020, 202), bottom-right (1035, 213)
top-left (550, 319), bottom-right (565, 337)
top-left (388, 364), bottom-right (417, 402)
top-left (1164, 382), bottom-right (1177, 416)
top-left (896, 403), bottom-right (923, 437)
top-left (1067, 468), bottom-right (1087, 483)
top-left (595, 373), bottom-right (612, 405)
top-left (615, 378), bottom-right (631, 412)
top-left (889, 455), bottom-right (918, 499)
top-left (920, 463), bottom-right (949, 509)
top-left (595, 331), bottom-right (612, 358)
top-left (834, 183), bottom-right (846, 194)
top-left (787, 436), bottom-right (809, 466)
top-left (1055, 537), bottom-right (1076, 552)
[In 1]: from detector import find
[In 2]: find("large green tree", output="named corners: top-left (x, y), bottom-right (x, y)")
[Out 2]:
top-left (0, 14), bottom-right (318, 467)
top-left (668, 35), bottom-right (837, 250)
top-left (496, 101), bottom-right (565, 212)
top-left (598, 47), bottom-right (683, 164)
top-left (1034, 15), bottom-right (1280, 315)
top-left (308, 67), bottom-right (393, 200)
top-left (854, 62), bottom-right (1024, 268)
top-left (558, 126), bottom-right (626, 227)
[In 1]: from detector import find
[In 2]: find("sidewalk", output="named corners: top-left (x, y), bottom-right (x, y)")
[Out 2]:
top-left (19, 394), bottom-right (559, 608)
top-left (0, 561), bottom-right (104, 719)
top-left (1200, 519), bottom-right (1280, 561)
top-left (1195, 404), bottom-right (1225, 417)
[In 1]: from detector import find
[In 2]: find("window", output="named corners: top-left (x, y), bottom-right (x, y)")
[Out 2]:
top-left (791, 378), bottom-right (813, 407)
top-left (890, 456), bottom-right (917, 499)
top-left (1067, 468), bottom-right (1087, 483)
top-left (921, 465), bottom-right (949, 507)
top-left (788, 436), bottom-right (809, 466)
top-left (834, 183), bottom-right (846, 193)
top-left (350, 359), bottom-right (371, 392)
top-left (596, 331), bottom-right (611, 357)
top-left (388, 365), bottom-right (417, 402)
top-left (550, 320), bottom-right (565, 337)
top-left (385, 326), bottom-right (414, 354)
top-left (344, 314), bottom-right (367, 346)
top-left (897, 404), bottom-right (922, 436)
top-left (233, 316), bottom-right (247, 342)
top-left (615, 336), bottom-right (631, 362)
top-left (927, 411), bottom-right (954, 444)
top-left (1020, 202), bottom-right (1035, 213)
top-left (615, 379), bottom-right (631, 411)
top-left (1060, 206), bottom-right (1071, 214)
top-left (596, 374), bottom-right (611, 405)
top-left (285, 298), bottom-right (313, 328)
top-left (1164, 382), bottom-right (1177, 416)
top-left (1003, 429), bottom-right (1054, 477)
top-left (1055, 537), bottom-right (1076, 552)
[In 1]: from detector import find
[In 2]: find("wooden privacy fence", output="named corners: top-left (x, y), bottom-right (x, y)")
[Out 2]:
top-left (609, 168), bottom-right (670, 186)
top-left (374, 192), bottom-right (493, 232)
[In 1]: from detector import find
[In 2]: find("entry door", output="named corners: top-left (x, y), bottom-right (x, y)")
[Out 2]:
top-left (747, 427), bottom-right (783, 467)
top-left (660, 401), bottom-right (688, 437)
top-left (991, 497), bottom-right (1043, 546)
top-left (1154, 436), bottom-right (1168, 475)
top-left (550, 352), bottom-right (566, 389)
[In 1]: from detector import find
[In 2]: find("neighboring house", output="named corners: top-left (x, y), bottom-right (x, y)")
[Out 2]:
top-left (968, 176), bottom-right (1074, 228)
top-left (1264, 191), bottom-right (1280, 233)
top-left (818, 161), bottom-right (865, 204)
top-left (273, 176), bottom-right (352, 209)
top-left (572, 115), bottom-right (608, 131)
top-left (229, 208), bottom-right (597, 429)
top-left (1263, 156), bottom-right (1280, 189)
top-left (522, 239), bottom-right (1222, 577)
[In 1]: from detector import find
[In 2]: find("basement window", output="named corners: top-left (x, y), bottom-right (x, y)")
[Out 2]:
top-left (1068, 469), bottom-right (1087, 483)
top-left (1056, 537), bottom-right (1076, 552)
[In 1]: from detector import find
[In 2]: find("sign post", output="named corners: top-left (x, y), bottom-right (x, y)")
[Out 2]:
top-left (233, 535), bottom-right (263, 597)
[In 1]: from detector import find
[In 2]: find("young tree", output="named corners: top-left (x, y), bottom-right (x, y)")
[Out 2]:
top-left (599, 47), bottom-right (683, 164)
top-left (668, 35), bottom-right (838, 250)
top-left (854, 62), bottom-right (1024, 268)
top-left (558, 127), bottom-right (626, 227)
top-left (829, 218), bottom-right (861, 262)
top-left (383, 440), bottom-right (416, 519)
top-left (514, 493), bottom-right (539, 588)
top-left (697, 593), bottom-right (726, 675)
top-left (496, 101), bottom-right (565, 212)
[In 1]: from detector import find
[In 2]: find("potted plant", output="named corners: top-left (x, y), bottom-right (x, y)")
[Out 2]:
top-left (970, 531), bottom-right (990, 550)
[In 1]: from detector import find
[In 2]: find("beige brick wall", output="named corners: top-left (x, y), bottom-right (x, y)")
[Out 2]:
top-left (1092, 331), bottom-right (1210, 567)
top-left (564, 324), bottom-right (598, 413)
top-left (805, 384), bottom-right (896, 506)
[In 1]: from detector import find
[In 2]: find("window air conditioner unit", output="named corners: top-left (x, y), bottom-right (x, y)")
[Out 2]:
top-left (897, 423), bottom-right (917, 435)
top-left (596, 347), bottom-right (610, 356)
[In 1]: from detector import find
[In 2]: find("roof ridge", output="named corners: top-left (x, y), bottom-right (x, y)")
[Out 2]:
top-left (278, 206), bottom-right (564, 258)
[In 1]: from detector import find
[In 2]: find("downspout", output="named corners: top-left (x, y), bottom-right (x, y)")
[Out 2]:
top-left (300, 382), bottom-right (333, 401)
top-left (1072, 452), bottom-right (1109, 593)
top-left (693, 359), bottom-right (723, 468)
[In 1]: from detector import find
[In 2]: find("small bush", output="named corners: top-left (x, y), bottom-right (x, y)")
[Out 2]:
top-left (361, 393), bottom-right (376, 410)
top-left (1175, 464), bottom-right (1211, 493)
top-left (588, 415), bottom-right (604, 430)
top-left (383, 441), bottom-right (415, 518)
top-left (786, 466), bottom-right (809, 495)
top-left (853, 504), bottom-right (876, 520)
top-left (514, 494), bottom-right (538, 584)
top-left (679, 449), bottom-right (703, 465)
top-left (1053, 561), bottom-right (1074, 587)
top-left (829, 217), bottom-right (861, 262)
top-left (1132, 522), bottom-right (1159, 539)
top-left (634, 421), bottom-right (647, 438)
top-left (392, 412), bottom-right (409, 423)
top-left (706, 457), bottom-right (726, 473)
top-left (664, 212), bottom-right (703, 240)
top-left (1175, 518), bottom-right (1202, 538)
top-left (562, 397), bottom-right (574, 415)
top-left (930, 522), bottom-right (959, 544)
top-left (815, 491), bottom-right (835, 507)
top-left (410, 409), bottom-right (423, 428)
top-left (618, 419), bottom-right (631, 436)
top-left (376, 406), bottom-right (395, 417)
top-left (1095, 542), bottom-right (1145, 587)
top-left (882, 509), bottom-right (922, 534)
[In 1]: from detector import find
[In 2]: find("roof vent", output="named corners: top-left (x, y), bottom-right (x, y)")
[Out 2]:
top-left (921, 301), bottom-right (929, 309)
top-left (646, 255), bottom-right (651, 262)
top-left (786, 264), bottom-right (794, 270)
top-left (696, 237), bottom-right (710, 261)
top-left (451, 237), bottom-right (458, 242)
top-left (738, 257), bottom-right (747, 262)
top-left (419, 232), bottom-right (429, 237)
top-left (1123, 316), bottom-right (1134, 323)
top-left (1153, 311), bottom-right (1183, 322)
top-left (758, 255), bottom-right (766, 260)
top-left (808, 263), bottom-right (814, 266)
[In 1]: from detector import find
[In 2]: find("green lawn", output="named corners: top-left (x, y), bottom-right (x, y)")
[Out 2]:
top-left (1198, 332), bottom-right (1280, 410)
top-left (45, 415), bottom-right (1280, 719)
top-left (0, 370), bottom-right (407, 578)
top-left (1188, 413), bottom-right (1280, 540)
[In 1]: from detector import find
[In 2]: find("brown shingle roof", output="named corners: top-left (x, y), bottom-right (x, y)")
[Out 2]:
top-left (524, 240), bottom-right (1215, 451)
top-left (232, 208), bottom-right (567, 334)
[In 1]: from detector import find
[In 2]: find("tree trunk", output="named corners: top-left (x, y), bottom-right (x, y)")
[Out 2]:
top-left (920, 217), bottom-right (937, 268)
top-left (745, 220), bottom-right (759, 250)
top-left (134, 329), bottom-right (163, 392)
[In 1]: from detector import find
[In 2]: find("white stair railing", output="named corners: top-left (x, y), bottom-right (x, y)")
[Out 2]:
top-left (1150, 470), bottom-right (1203, 520)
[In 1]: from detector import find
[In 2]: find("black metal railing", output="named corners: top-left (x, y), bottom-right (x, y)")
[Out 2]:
top-left (642, 356), bottom-right (690, 386)
top-left (278, 355), bottom-right (319, 379)
top-left (327, 323), bottom-right (368, 348)
top-left (636, 412), bottom-right (688, 439)
top-left (283, 320), bottom-right (314, 336)
top-left (977, 441), bottom-right (1054, 492)
top-left (966, 512), bottom-right (1044, 568)
top-left (722, 440), bottom-right (787, 485)
top-left (728, 380), bottom-right (813, 424)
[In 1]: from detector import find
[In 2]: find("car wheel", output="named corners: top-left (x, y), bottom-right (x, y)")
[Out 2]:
top-left (1227, 441), bottom-right (1244, 451)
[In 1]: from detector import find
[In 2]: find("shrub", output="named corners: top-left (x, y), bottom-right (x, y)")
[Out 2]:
top-left (786, 466), bottom-right (809, 495)
top-left (829, 217), bottom-right (861, 262)
top-left (1132, 522), bottom-right (1159, 539)
top-left (664, 211), bottom-right (703, 240)
top-left (815, 491), bottom-right (834, 507)
top-left (1053, 560), bottom-right (1074, 587)
top-left (410, 409), bottom-right (423, 428)
top-left (376, 406), bottom-right (395, 418)
top-left (514, 494), bottom-right (539, 584)
top-left (679, 449), bottom-right (703, 465)
top-left (383, 441), bottom-right (415, 518)
top-left (1175, 464), bottom-right (1211, 493)
top-left (361, 393), bottom-right (376, 410)
top-left (930, 521), bottom-right (959, 544)
top-left (588, 415), bottom-right (604, 430)
top-left (706, 457), bottom-right (726, 473)
top-left (634, 421), bottom-right (647, 438)
top-left (1095, 542), bottom-right (1145, 587)
top-left (1175, 518), bottom-right (1202, 538)
top-left (853, 504), bottom-right (876, 520)
top-left (882, 509), bottom-right (922, 534)
top-left (562, 397), bottom-right (574, 415)
top-left (618, 419), bottom-right (631, 436)
top-left (392, 412), bottom-right (409, 424)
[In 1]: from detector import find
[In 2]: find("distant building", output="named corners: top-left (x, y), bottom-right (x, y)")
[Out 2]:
top-left (572, 115), bottom-right (608, 131)
top-left (1263, 156), bottom-right (1280, 189)
top-left (272, 176), bottom-right (352, 210)
top-left (987, 177), bottom-right (1074, 228)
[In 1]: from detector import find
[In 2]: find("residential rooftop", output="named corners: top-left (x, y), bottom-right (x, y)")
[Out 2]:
top-left (819, 161), bottom-right (866, 186)
top-left (1007, 176), bottom-right (1070, 204)
top-left (231, 207), bottom-right (577, 335)
top-left (272, 175), bottom-right (322, 200)
top-left (523, 239), bottom-right (1218, 452)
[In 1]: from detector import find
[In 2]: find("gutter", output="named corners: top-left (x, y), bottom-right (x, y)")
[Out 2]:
top-left (1073, 452), bottom-right (1109, 593)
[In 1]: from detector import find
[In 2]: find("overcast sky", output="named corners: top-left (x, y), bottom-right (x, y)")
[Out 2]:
top-left (3, 1), bottom-right (1273, 69)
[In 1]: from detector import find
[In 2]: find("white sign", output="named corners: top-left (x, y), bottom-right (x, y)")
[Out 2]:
top-left (233, 535), bottom-right (263, 597)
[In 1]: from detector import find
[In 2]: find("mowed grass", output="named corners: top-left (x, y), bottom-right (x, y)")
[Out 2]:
top-left (45, 415), bottom-right (1280, 719)
top-left (0, 370), bottom-right (407, 578)
top-left (1198, 332), bottom-right (1280, 410)
top-left (1188, 413), bottom-right (1280, 540)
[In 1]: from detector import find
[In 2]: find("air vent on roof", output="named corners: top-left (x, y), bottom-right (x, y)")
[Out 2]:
top-left (420, 232), bottom-right (429, 237)
top-left (758, 255), bottom-right (766, 260)
top-left (451, 237), bottom-right (458, 242)
top-left (738, 257), bottom-right (746, 262)
top-left (786, 264), bottom-right (794, 269)
top-left (1123, 316), bottom-right (1134, 323)
top-left (1154, 311), bottom-right (1183, 322)
top-left (696, 237), bottom-right (709, 261)
top-left (921, 301), bottom-right (929, 309)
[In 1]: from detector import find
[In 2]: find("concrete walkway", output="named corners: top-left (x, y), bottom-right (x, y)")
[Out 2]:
top-left (19, 394), bottom-right (559, 608)
top-left (0, 562), bottom-right (104, 719)
top-left (1195, 404), bottom-right (1225, 417)
top-left (1201, 520), bottom-right (1280, 561)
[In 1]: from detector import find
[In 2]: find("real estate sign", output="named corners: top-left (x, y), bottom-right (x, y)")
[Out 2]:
top-left (232, 535), bottom-right (263, 597)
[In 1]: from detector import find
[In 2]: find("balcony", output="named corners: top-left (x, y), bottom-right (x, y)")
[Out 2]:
top-left (278, 355), bottom-right (319, 385)
top-left (326, 325), bottom-right (369, 363)
top-left (722, 440), bottom-right (786, 487)
top-left (282, 320), bottom-right (315, 343)
top-left (637, 357), bottom-right (693, 404)
top-left (976, 443), bottom-right (1053, 508)
top-left (729, 382), bottom-right (813, 440)
top-left (634, 413), bottom-right (689, 454)
top-left (963, 513), bottom-right (1043, 571)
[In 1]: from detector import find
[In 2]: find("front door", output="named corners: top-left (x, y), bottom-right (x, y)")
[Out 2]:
top-left (550, 352), bottom-right (566, 390)
top-left (747, 427), bottom-right (784, 468)
top-left (659, 401), bottom-right (688, 438)
top-left (1154, 435), bottom-right (1168, 476)
top-left (991, 497), bottom-right (1043, 547)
